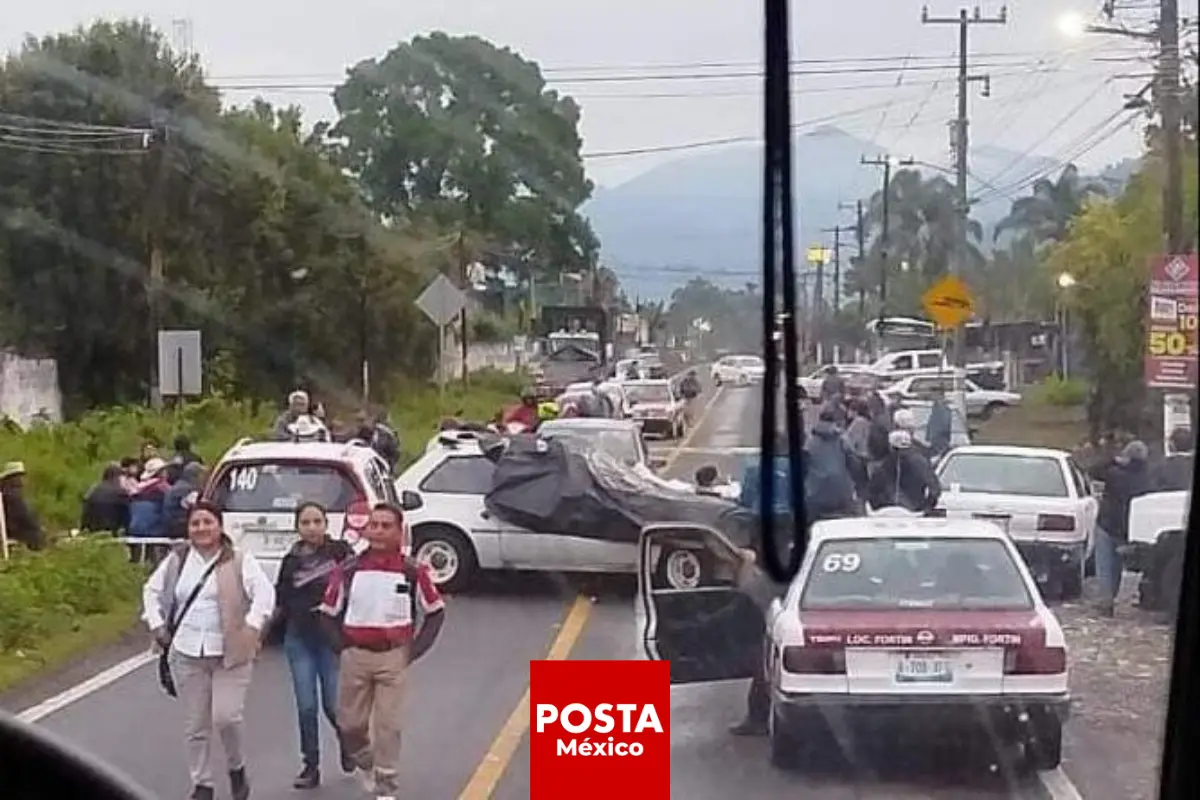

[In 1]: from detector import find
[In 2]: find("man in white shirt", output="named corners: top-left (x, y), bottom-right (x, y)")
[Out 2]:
top-left (143, 503), bottom-right (275, 800)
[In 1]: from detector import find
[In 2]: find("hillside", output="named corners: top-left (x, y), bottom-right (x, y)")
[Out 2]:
top-left (584, 127), bottom-right (1126, 298)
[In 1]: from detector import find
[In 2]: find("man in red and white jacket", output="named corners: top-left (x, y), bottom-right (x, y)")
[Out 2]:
top-left (319, 503), bottom-right (445, 800)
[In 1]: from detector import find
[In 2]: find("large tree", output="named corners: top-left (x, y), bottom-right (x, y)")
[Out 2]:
top-left (327, 33), bottom-right (600, 282)
top-left (993, 164), bottom-right (1108, 246)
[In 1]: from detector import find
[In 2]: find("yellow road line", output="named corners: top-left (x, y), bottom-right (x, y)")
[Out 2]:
top-left (664, 384), bottom-right (726, 470)
top-left (456, 595), bottom-right (593, 800)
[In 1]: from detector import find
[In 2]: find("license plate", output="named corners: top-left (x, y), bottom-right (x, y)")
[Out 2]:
top-left (246, 531), bottom-right (294, 552)
top-left (894, 653), bottom-right (953, 683)
top-left (972, 514), bottom-right (1010, 533)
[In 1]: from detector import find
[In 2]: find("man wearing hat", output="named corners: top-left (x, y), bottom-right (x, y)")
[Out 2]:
top-left (1, 461), bottom-right (44, 551)
top-left (273, 390), bottom-right (312, 440)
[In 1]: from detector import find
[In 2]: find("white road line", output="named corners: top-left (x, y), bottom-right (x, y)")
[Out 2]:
top-left (1038, 768), bottom-right (1083, 800)
top-left (16, 650), bottom-right (156, 723)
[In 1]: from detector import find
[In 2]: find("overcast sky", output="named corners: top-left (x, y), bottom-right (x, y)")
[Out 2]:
top-left (7, 1), bottom-right (1190, 188)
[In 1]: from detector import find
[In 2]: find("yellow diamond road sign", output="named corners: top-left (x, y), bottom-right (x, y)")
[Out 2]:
top-left (921, 275), bottom-right (975, 330)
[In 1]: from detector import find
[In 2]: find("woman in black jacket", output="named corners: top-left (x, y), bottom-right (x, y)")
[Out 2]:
top-left (274, 502), bottom-right (354, 788)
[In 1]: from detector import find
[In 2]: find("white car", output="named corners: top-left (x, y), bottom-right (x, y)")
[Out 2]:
top-left (932, 445), bottom-right (1098, 601)
top-left (204, 438), bottom-right (408, 583)
top-left (881, 373), bottom-right (1021, 419)
top-left (711, 355), bottom-right (765, 386)
top-left (637, 518), bottom-right (1070, 771)
top-left (394, 434), bottom-right (721, 591)
top-left (624, 379), bottom-right (687, 438)
top-left (538, 417), bottom-right (664, 471)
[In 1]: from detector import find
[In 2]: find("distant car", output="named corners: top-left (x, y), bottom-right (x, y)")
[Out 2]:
top-left (797, 364), bottom-right (875, 398)
top-left (932, 445), bottom-right (1098, 601)
top-left (538, 417), bottom-right (666, 471)
top-left (881, 373), bottom-right (1021, 419)
top-left (636, 517), bottom-right (1070, 772)
top-left (625, 379), bottom-right (687, 438)
top-left (712, 355), bottom-right (766, 386)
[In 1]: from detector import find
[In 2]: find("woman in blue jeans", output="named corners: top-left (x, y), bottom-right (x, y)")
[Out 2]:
top-left (274, 502), bottom-right (354, 788)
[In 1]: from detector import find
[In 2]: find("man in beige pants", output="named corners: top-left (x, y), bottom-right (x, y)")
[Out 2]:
top-left (319, 503), bottom-right (445, 800)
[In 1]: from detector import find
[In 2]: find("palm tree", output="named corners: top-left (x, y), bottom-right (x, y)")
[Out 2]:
top-left (993, 164), bottom-right (1108, 245)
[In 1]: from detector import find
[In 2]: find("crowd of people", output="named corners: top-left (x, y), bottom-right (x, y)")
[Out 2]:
top-left (142, 499), bottom-right (445, 800)
top-left (270, 390), bottom-right (401, 473)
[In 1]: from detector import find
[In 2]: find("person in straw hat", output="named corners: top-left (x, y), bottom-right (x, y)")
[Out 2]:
top-left (1, 461), bottom-right (44, 551)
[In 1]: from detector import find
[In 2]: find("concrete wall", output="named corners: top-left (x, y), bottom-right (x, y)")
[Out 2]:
top-left (0, 352), bottom-right (63, 428)
top-left (438, 341), bottom-right (526, 382)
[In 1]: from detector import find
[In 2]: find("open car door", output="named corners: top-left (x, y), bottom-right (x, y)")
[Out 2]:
top-left (636, 522), bottom-right (768, 684)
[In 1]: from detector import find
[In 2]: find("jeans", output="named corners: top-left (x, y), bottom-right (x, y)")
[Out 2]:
top-left (1093, 525), bottom-right (1124, 602)
top-left (283, 630), bottom-right (340, 768)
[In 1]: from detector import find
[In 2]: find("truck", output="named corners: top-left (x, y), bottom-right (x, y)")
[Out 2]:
top-left (531, 305), bottom-right (611, 399)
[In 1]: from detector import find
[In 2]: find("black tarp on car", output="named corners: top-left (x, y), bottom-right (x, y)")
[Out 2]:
top-left (482, 433), bottom-right (754, 546)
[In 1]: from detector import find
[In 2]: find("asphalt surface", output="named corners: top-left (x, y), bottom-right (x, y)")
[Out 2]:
top-left (11, 380), bottom-right (1085, 799)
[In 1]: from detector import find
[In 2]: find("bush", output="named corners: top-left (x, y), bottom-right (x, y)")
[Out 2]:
top-left (0, 370), bottom-right (524, 533)
top-left (0, 537), bottom-right (143, 650)
top-left (1029, 376), bottom-right (1089, 408)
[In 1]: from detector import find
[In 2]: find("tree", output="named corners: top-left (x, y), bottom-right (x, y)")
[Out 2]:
top-left (666, 279), bottom-right (762, 353)
top-left (326, 33), bottom-right (599, 279)
top-left (993, 164), bottom-right (1108, 246)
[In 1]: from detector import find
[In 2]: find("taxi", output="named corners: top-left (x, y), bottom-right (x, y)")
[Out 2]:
top-left (636, 517), bottom-right (1070, 772)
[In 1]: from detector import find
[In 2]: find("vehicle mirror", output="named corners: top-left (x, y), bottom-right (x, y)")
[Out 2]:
top-left (399, 490), bottom-right (424, 512)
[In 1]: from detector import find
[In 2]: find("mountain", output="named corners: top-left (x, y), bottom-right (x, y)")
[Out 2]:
top-left (583, 127), bottom-right (1104, 299)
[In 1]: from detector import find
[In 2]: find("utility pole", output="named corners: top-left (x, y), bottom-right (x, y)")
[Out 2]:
top-left (456, 229), bottom-right (469, 384)
top-left (839, 200), bottom-right (867, 318)
top-left (922, 4), bottom-right (1006, 373)
top-left (821, 225), bottom-right (847, 313)
top-left (1159, 0), bottom-right (1184, 253)
top-left (145, 112), bottom-right (171, 409)
top-left (860, 155), bottom-right (914, 314)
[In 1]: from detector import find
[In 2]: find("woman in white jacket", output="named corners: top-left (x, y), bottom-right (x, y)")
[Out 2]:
top-left (142, 501), bottom-right (276, 800)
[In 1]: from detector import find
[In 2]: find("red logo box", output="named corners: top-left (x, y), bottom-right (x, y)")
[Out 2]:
top-left (529, 660), bottom-right (670, 799)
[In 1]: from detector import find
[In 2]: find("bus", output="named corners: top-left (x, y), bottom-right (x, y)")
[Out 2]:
top-left (866, 316), bottom-right (939, 354)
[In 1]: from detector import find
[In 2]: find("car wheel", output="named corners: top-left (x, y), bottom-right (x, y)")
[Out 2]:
top-left (412, 524), bottom-right (478, 593)
top-left (979, 401), bottom-right (1005, 421)
top-left (768, 706), bottom-right (804, 770)
top-left (1059, 559), bottom-right (1084, 602)
top-left (658, 547), bottom-right (709, 590)
top-left (1024, 720), bottom-right (1063, 771)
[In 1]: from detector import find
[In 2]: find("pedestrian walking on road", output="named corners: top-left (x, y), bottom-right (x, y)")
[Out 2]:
top-left (274, 502), bottom-right (355, 789)
top-left (142, 501), bottom-right (276, 800)
top-left (1089, 440), bottom-right (1152, 617)
top-left (319, 503), bottom-right (446, 800)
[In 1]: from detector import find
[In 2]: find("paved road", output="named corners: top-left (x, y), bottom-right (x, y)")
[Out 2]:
top-left (13, 380), bottom-right (1080, 798)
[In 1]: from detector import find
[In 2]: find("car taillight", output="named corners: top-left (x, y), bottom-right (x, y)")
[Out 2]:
top-left (1004, 645), bottom-right (1066, 675)
top-left (782, 646), bottom-right (846, 675)
top-left (1036, 514), bottom-right (1076, 532)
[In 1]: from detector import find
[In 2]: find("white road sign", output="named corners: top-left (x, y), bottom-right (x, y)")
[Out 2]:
top-left (416, 274), bottom-right (467, 326)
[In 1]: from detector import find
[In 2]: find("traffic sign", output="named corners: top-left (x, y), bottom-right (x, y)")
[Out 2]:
top-left (415, 274), bottom-right (467, 326)
top-left (921, 275), bottom-right (975, 329)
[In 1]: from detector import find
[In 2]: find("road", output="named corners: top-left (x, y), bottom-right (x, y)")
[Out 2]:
top-left (7, 381), bottom-right (1107, 799)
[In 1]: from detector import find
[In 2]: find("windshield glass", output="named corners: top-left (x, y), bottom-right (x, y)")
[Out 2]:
top-left (626, 384), bottom-right (671, 404)
top-left (734, 356), bottom-right (763, 368)
top-left (939, 453), bottom-right (1069, 497)
top-left (801, 537), bottom-right (1033, 611)
top-left (209, 461), bottom-right (359, 513)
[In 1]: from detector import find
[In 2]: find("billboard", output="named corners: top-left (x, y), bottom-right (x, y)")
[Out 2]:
top-left (1145, 254), bottom-right (1199, 389)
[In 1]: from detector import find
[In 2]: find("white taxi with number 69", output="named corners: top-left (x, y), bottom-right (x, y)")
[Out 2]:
top-left (636, 517), bottom-right (1070, 772)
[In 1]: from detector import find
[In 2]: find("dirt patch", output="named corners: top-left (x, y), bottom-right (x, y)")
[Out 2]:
top-left (1058, 577), bottom-right (1171, 800)
top-left (977, 403), bottom-right (1089, 450)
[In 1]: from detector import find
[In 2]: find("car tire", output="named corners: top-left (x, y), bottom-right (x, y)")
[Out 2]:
top-left (656, 547), bottom-right (712, 590)
top-left (768, 709), bottom-right (804, 771)
top-left (979, 401), bottom-right (1005, 421)
top-left (1060, 558), bottom-right (1085, 602)
top-left (412, 524), bottom-right (478, 593)
top-left (1024, 720), bottom-right (1063, 771)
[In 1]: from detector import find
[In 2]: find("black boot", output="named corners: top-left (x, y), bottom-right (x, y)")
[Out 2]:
top-left (292, 764), bottom-right (320, 789)
top-left (728, 717), bottom-right (768, 736)
top-left (190, 787), bottom-right (215, 800)
top-left (229, 767), bottom-right (250, 800)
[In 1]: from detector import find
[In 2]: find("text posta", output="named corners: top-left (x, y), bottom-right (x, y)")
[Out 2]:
top-left (535, 703), bottom-right (664, 735)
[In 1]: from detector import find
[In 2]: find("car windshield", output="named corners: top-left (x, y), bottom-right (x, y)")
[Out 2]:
top-left (939, 453), bottom-right (1069, 497)
top-left (801, 537), bottom-right (1034, 611)
top-left (627, 384), bottom-right (671, 403)
top-left (734, 356), bottom-right (763, 368)
top-left (208, 460), bottom-right (359, 514)
top-left (541, 425), bottom-right (643, 466)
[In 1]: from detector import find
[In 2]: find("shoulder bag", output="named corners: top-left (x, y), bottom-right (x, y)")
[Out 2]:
top-left (157, 555), bottom-right (221, 698)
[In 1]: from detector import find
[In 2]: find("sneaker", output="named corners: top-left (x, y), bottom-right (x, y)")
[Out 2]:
top-left (354, 767), bottom-right (377, 794)
top-left (292, 764), bottom-right (320, 789)
top-left (229, 767), bottom-right (250, 800)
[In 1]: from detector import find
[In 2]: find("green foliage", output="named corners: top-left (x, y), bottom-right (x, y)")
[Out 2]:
top-left (0, 537), bottom-right (142, 649)
top-left (1028, 376), bottom-right (1088, 408)
top-left (2, 372), bottom-right (523, 532)
top-left (666, 278), bottom-right (762, 354)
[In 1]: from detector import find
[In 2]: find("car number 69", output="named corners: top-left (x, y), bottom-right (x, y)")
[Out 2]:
top-left (821, 553), bottom-right (861, 573)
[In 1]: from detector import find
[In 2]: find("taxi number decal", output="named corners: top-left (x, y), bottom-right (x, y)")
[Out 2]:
top-left (228, 466), bottom-right (259, 492)
top-left (821, 553), bottom-right (861, 573)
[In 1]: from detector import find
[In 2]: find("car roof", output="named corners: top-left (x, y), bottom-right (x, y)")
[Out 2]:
top-left (942, 444), bottom-right (1069, 459)
top-left (217, 440), bottom-right (379, 467)
top-left (809, 517), bottom-right (1012, 544)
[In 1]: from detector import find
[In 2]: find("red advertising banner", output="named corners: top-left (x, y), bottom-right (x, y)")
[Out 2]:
top-left (1145, 254), bottom-right (1199, 389)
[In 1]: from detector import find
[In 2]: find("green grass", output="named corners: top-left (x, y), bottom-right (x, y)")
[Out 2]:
top-left (976, 402), bottom-right (1089, 451)
top-left (0, 600), bottom-right (140, 694)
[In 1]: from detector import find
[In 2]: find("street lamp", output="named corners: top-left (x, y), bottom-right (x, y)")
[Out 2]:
top-left (1057, 271), bottom-right (1077, 289)
top-left (1055, 272), bottom-right (1076, 378)
top-left (1057, 10), bottom-right (1158, 41)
